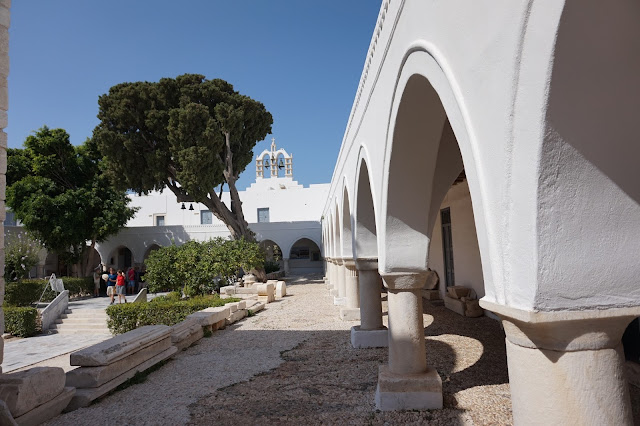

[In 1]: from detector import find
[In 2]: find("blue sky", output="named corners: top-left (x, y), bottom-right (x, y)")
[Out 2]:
top-left (8, 1), bottom-right (380, 190)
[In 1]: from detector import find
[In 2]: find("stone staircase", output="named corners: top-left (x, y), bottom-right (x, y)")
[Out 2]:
top-left (49, 308), bottom-right (112, 336)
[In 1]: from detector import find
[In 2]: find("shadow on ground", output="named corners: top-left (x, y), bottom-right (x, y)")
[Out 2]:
top-left (187, 300), bottom-right (514, 425)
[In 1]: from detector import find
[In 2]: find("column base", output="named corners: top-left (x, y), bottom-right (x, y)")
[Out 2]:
top-left (333, 297), bottom-right (346, 306)
top-left (339, 307), bottom-right (360, 321)
top-left (351, 326), bottom-right (388, 348)
top-left (375, 365), bottom-right (442, 411)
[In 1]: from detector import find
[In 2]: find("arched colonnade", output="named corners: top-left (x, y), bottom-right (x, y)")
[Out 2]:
top-left (322, 0), bottom-right (640, 423)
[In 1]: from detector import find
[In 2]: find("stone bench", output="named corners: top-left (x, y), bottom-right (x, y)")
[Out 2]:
top-left (186, 306), bottom-right (230, 332)
top-left (170, 318), bottom-right (204, 351)
top-left (0, 367), bottom-right (74, 425)
top-left (64, 325), bottom-right (176, 411)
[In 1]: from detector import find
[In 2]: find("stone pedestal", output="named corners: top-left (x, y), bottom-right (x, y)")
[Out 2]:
top-left (351, 325), bottom-right (388, 348)
top-left (481, 300), bottom-right (639, 426)
top-left (376, 272), bottom-right (442, 410)
top-left (340, 259), bottom-right (360, 321)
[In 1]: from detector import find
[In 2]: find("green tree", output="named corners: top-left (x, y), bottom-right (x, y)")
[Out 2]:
top-left (92, 74), bottom-right (273, 242)
top-left (6, 126), bottom-right (138, 276)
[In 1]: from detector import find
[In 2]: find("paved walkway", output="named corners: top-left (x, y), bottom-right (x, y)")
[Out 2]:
top-left (2, 293), bottom-right (162, 373)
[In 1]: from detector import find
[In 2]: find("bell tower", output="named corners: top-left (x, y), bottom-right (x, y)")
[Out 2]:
top-left (256, 138), bottom-right (293, 179)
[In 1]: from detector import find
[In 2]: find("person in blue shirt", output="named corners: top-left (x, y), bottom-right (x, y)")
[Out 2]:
top-left (107, 268), bottom-right (117, 305)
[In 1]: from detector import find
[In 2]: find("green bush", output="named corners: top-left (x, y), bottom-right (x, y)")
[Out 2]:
top-left (106, 295), bottom-right (240, 334)
top-left (145, 238), bottom-right (265, 296)
top-left (4, 232), bottom-right (41, 282)
top-left (4, 276), bottom-right (94, 307)
top-left (264, 260), bottom-right (281, 274)
top-left (4, 307), bottom-right (39, 337)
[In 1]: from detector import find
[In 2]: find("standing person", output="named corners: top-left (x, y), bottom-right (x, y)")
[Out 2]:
top-left (116, 270), bottom-right (127, 304)
top-left (127, 267), bottom-right (136, 295)
top-left (107, 267), bottom-right (117, 305)
top-left (93, 266), bottom-right (101, 298)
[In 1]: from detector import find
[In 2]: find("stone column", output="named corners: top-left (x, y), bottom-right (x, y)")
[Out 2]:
top-left (283, 258), bottom-right (290, 275)
top-left (0, 0), bottom-right (9, 373)
top-left (351, 259), bottom-right (387, 348)
top-left (375, 272), bottom-right (442, 411)
top-left (481, 300), bottom-right (639, 425)
top-left (333, 258), bottom-right (346, 305)
top-left (325, 257), bottom-right (334, 290)
top-left (339, 259), bottom-right (360, 321)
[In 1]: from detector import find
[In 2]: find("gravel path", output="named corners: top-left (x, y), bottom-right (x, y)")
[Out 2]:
top-left (50, 275), bottom-right (635, 425)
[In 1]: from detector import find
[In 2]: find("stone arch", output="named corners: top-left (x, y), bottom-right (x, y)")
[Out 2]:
top-left (107, 245), bottom-right (134, 272)
top-left (380, 48), bottom-right (494, 299)
top-left (142, 243), bottom-right (162, 265)
top-left (259, 239), bottom-right (283, 263)
top-left (287, 237), bottom-right (323, 274)
top-left (353, 151), bottom-right (378, 260)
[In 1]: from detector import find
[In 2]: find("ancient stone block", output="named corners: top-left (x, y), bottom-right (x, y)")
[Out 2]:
top-left (421, 289), bottom-right (440, 300)
top-left (350, 326), bottom-right (388, 349)
top-left (464, 299), bottom-right (484, 318)
top-left (70, 325), bottom-right (171, 367)
top-left (0, 367), bottom-right (65, 417)
top-left (248, 302), bottom-right (265, 314)
top-left (13, 387), bottom-right (74, 426)
top-left (375, 365), bottom-right (442, 411)
top-left (227, 302), bottom-right (238, 313)
top-left (276, 281), bottom-right (286, 297)
top-left (447, 286), bottom-right (470, 299)
top-left (225, 309), bottom-right (248, 325)
top-left (0, 400), bottom-right (16, 426)
top-left (64, 346), bottom-right (177, 412)
top-left (444, 296), bottom-right (465, 316)
top-left (66, 338), bottom-right (172, 388)
top-left (424, 269), bottom-right (439, 290)
top-left (186, 306), bottom-right (229, 327)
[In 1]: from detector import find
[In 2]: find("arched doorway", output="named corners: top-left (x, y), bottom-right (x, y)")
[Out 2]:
top-left (108, 246), bottom-right (133, 272)
top-left (142, 244), bottom-right (162, 268)
top-left (259, 239), bottom-right (283, 273)
top-left (288, 238), bottom-right (322, 274)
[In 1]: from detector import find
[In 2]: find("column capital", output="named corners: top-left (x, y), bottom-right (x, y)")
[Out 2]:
top-left (380, 271), bottom-right (429, 290)
top-left (355, 258), bottom-right (378, 271)
top-left (480, 299), bottom-right (640, 351)
top-left (343, 259), bottom-right (357, 271)
top-left (334, 257), bottom-right (344, 266)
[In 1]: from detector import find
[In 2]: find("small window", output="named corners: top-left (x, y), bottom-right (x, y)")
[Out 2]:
top-left (4, 211), bottom-right (16, 227)
top-left (290, 246), bottom-right (310, 259)
top-left (201, 210), bottom-right (213, 225)
top-left (155, 215), bottom-right (165, 226)
top-left (257, 208), bottom-right (270, 223)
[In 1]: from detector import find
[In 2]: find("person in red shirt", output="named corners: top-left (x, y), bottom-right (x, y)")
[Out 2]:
top-left (116, 270), bottom-right (127, 304)
top-left (127, 267), bottom-right (136, 295)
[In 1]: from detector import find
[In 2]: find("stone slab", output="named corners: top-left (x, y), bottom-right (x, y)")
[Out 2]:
top-left (233, 288), bottom-right (258, 295)
top-left (219, 286), bottom-right (235, 295)
top-left (444, 296), bottom-right (465, 316)
top-left (225, 309), bottom-right (248, 326)
top-left (248, 302), bottom-right (265, 314)
top-left (276, 281), bottom-right (286, 298)
top-left (173, 326), bottom-right (203, 351)
top-left (186, 306), bottom-right (230, 327)
top-left (447, 286), bottom-right (470, 299)
top-left (65, 346), bottom-right (177, 412)
top-left (339, 307), bottom-right (361, 322)
top-left (13, 387), bottom-right (74, 426)
top-left (0, 367), bottom-right (65, 417)
top-left (375, 365), bottom-right (442, 411)
top-left (350, 326), bottom-right (388, 348)
top-left (66, 337), bottom-right (172, 388)
top-left (424, 269), bottom-right (439, 290)
top-left (0, 400), bottom-right (16, 426)
top-left (227, 303), bottom-right (238, 313)
top-left (212, 319), bottom-right (226, 331)
top-left (70, 325), bottom-right (171, 367)
top-left (132, 288), bottom-right (147, 303)
top-left (244, 299), bottom-right (258, 309)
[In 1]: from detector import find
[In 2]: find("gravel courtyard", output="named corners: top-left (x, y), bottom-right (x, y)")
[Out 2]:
top-left (46, 275), bottom-right (639, 425)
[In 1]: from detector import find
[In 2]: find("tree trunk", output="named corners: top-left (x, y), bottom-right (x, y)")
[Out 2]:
top-left (83, 239), bottom-right (97, 277)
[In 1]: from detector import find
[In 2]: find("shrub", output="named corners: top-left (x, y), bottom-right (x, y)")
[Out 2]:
top-left (145, 238), bottom-right (265, 296)
top-left (264, 260), bottom-right (281, 274)
top-left (4, 276), bottom-right (94, 307)
top-left (4, 307), bottom-right (39, 337)
top-left (4, 232), bottom-right (42, 282)
top-left (106, 295), bottom-right (239, 334)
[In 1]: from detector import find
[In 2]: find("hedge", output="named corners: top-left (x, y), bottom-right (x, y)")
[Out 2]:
top-left (5, 277), bottom-right (93, 307)
top-left (4, 307), bottom-right (40, 337)
top-left (106, 295), bottom-right (240, 334)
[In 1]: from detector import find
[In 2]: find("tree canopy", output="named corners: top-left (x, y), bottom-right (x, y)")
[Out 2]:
top-left (93, 74), bottom-right (273, 240)
top-left (6, 126), bottom-right (137, 275)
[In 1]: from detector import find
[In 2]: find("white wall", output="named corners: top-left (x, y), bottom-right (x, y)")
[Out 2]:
top-left (428, 181), bottom-right (484, 300)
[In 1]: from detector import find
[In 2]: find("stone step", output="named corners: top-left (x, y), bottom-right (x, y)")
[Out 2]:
top-left (65, 310), bottom-right (108, 318)
top-left (55, 318), bottom-right (107, 325)
top-left (50, 323), bottom-right (110, 331)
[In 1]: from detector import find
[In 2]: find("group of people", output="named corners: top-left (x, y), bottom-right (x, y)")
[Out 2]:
top-left (92, 265), bottom-right (146, 305)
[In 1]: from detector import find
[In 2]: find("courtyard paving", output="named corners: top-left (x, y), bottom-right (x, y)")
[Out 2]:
top-left (42, 275), bottom-right (520, 425)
